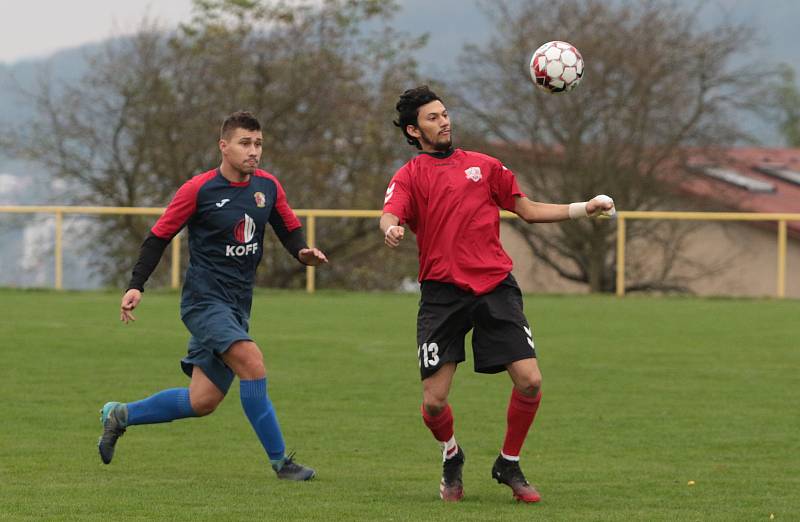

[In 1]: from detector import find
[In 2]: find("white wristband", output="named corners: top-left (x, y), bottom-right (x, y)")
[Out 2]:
top-left (568, 202), bottom-right (588, 219)
top-left (385, 225), bottom-right (401, 237)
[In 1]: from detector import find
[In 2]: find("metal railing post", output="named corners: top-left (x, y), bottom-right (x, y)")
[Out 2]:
top-left (54, 211), bottom-right (63, 290)
top-left (171, 232), bottom-right (181, 290)
top-left (777, 220), bottom-right (787, 298)
top-left (616, 216), bottom-right (626, 296)
top-left (305, 214), bottom-right (316, 294)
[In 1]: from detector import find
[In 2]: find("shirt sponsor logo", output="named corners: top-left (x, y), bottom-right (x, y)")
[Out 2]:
top-left (233, 213), bottom-right (256, 243)
top-left (254, 192), bottom-right (266, 208)
top-left (227, 213), bottom-right (258, 257)
top-left (465, 166), bottom-right (482, 182)
top-left (226, 243), bottom-right (259, 257)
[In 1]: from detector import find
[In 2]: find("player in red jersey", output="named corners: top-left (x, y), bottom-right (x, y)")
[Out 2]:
top-left (380, 86), bottom-right (615, 503)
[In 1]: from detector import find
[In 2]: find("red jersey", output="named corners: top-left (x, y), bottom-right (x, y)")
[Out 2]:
top-left (383, 148), bottom-right (525, 295)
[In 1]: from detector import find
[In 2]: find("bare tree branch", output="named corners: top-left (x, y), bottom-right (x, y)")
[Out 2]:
top-left (455, 0), bottom-right (769, 293)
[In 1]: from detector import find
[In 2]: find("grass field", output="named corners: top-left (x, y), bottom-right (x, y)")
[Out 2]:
top-left (0, 289), bottom-right (798, 521)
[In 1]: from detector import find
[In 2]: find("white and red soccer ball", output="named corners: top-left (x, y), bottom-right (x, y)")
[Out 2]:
top-left (529, 41), bottom-right (584, 93)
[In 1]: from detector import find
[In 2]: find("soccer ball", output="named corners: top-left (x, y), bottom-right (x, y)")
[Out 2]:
top-left (529, 41), bottom-right (584, 93)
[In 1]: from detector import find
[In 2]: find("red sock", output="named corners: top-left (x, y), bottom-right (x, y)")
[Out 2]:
top-left (421, 403), bottom-right (454, 443)
top-left (502, 388), bottom-right (542, 458)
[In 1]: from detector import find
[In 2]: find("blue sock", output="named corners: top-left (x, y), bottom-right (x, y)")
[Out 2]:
top-left (240, 378), bottom-right (286, 465)
top-left (126, 388), bottom-right (197, 426)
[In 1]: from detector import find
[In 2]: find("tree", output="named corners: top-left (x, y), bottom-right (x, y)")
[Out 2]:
top-left (775, 64), bottom-right (800, 147)
top-left (4, 0), bottom-right (425, 289)
top-left (453, 0), bottom-right (768, 292)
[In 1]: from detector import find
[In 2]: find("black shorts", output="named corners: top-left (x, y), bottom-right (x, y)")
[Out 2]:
top-left (416, 274), bottom-right (536, 380)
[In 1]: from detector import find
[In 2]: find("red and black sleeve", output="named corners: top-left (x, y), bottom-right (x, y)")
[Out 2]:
top-left (127, 178), bottom-right (201, 291)
top-left (127, 233), bottom-right (170, 291)
top-left (267, 178), bottom-right (306, 261)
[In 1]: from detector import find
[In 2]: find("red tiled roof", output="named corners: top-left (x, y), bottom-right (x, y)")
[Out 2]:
top-left (680, 147), bottom-right (800, 234)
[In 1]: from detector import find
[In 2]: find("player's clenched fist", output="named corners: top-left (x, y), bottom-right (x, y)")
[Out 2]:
top-left (586, 194), bottom-right (615, 217)
top-left (384, 225), bottom-right (405, 248)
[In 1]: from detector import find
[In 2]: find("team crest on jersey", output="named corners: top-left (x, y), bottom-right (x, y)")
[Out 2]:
top-left (254, 192), bottom-right (266, 207)
top-left (465, 167), bottom-right (482, 182)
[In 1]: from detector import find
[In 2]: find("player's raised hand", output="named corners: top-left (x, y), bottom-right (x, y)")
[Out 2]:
top-left (120, 289), bottom-right (142, 324)
top-left (298, 247), bottom-right (328, 266)
top-left (384, 225), bottom-right (405, 248)
top-left (586, 194), bottom-right (616, 218)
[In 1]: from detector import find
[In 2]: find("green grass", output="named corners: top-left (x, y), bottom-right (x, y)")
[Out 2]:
top-left (0, 289), bottom-right (798, 521)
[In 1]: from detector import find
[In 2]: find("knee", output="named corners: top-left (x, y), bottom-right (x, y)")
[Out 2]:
top-left (241, 358), bottom-right (266, 379)
top-left (191, 392), bottom-right (223, 417)
top-left (228, 341), bottom-right (266, 379)
top-left (516, 372), bottom-right (542, 397)
top-left (422, 393), bottom-right (448, 417)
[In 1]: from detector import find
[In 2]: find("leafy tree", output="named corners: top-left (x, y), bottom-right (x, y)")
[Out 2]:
top-left (5, 0), bottom-right (424, 289)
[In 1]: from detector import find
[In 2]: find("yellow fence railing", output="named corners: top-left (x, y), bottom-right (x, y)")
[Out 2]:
top-left (0, 206), bottom-right (382, 292)
top-left (0, 206), bottom-right (797, 297)
top-left (0, 206), bottom-right (180, 290)
top-left (614, 211), bottom-right (800, 298)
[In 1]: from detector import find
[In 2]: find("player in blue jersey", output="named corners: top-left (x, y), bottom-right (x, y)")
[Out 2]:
top-left (98, 111), bottom-right (327, 481)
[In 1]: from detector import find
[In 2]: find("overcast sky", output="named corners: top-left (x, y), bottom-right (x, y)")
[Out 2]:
top-left (1, 0), bottom-right (798, 73)
top-left (0, 0), bottom-right (195, 63)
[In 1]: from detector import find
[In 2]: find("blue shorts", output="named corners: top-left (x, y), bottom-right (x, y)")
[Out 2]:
top-left (180, 302), bottom-right (252, 394)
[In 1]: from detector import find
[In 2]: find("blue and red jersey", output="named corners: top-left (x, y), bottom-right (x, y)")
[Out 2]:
top-left (382, 149), bottom-right (525, 295)
top-left (151, 168), bottom-right (301, 310)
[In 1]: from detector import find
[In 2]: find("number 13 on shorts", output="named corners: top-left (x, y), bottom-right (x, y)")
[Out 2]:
top-left (418, 342), bottom-right (440, 368)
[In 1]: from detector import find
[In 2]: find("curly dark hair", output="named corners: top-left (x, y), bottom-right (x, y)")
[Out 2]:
top-left (220, 111), bottom-right (261, 140)
top-left (393, 85), bottom-right (442, 149)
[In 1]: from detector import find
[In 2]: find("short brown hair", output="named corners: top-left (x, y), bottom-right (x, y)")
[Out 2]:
top-left (220, 111), bottom-right (261, 140)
